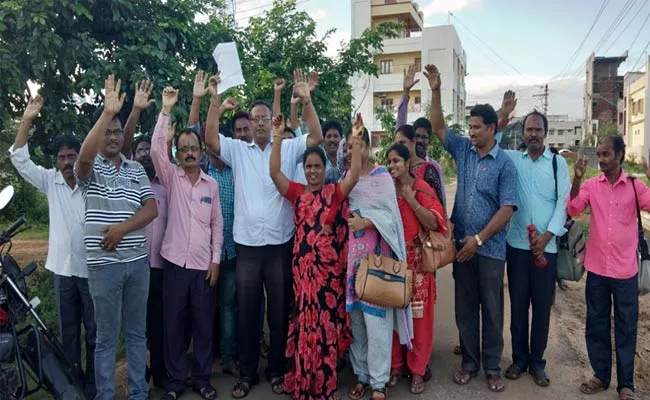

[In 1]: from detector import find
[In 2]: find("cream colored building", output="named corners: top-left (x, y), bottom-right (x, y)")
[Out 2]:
top-left (351, 0), bottom-right (467, 147)
top-left (623, 57), bottom-right (650, 162)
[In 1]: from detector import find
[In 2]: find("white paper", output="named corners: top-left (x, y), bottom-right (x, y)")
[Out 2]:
top-left (212, 42), bottom-right (245, 94)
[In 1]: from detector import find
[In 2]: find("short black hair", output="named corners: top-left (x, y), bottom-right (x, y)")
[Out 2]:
top-left (219, 126), bottom-right (232, 138)
top-left (284, 127), bottom-right (296, 138)
top-left (386, 143), bottom-right (411, 162)
top-left (395, 124), bottom-right (415, 141)
top-left (413, 118), bottom-right (432, 137)
top-left (600, 134), bottom-right (625, 164)
top-left (345, 128), bottom-right (370, 145)
top-left (522, 110), bottom-right (549, 136)
top-left (249, 99), bottom-right (272, 114)
top-left (132, 136), bottom-right (151, 153)
top-left (231, 111), bottom-right (250, 132)
top-left (174, 128), bottom-right (203, 151)
top-left (303, 146), bottom-right (326, 166)
top-left (470, 104), bottom-right (499, 134)
top-left (52, 134), bottom-right (81, 155)
top-left (322, 120), bottom-right (343, 136)
top-left (92, 106), bottom-right (123, 126)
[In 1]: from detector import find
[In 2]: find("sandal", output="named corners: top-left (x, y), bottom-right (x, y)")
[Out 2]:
top-left (370, 388), bottom-right (386, 400)
top-left (580, 376), bottom-right (606, 395)
top-left (487, 374), bottom-right (506, 393)
top-left (270, 376), bottom-right (284, 395)
top-left (386, 370), bottom-right (401, 387)
top-left (348, 382), bottom-right (370, 400)
top-left (232, 377), bottom-right (258, 399)
top-left (193, 385), bottom-right (217, 400)
top-left (160, 391), bottom-right (183, 400)
top-left (504, 364), bottom-right (525, 380)
top-left (530, 369), bottom-right (550, 387)
top-left (619, 387), bottom-right (636, 400)
top-left (410, 376), bottom-right (424, 394)
top-left (423, 365), bottom-right (432, 382)
top-left (328, 390), bottom-right (342, 400)
top-left (453, 369), bottom-right (477, 385)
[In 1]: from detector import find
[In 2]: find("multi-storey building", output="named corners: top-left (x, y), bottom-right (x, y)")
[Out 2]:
top-left (622, 57), bottom-right (650, 161)
top-left (351, 0), bottom-right (467, 148)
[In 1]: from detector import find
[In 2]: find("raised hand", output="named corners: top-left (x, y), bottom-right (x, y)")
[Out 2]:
top-left (403, 64), bottom-right (420, 93)
top-left (272, 114), bottom-right (285, 139)
top-left (23, 95), bottom-right (44, 122)
top-left (290, 94), bottom-right (301, 105)
top-left (308, 71), bottom-right (320, 93)
top-left (574, 154), bottom-right (589, 180)
top-left (103, 74), bottom-right (126, 116)
top-left (162, 86), bottom-right (179, 113)
top-left (207, 73), bottom-right (221, 98)
top-left (351, 113), bottom-right (364, 138)
top-left (422, 64), bottom-right (441, 91)
top-left (500, 90), bottom-right (517, 120)
top-left (274, 78), bottom-right (286, 92)
top-left (292, 69), bottom-right (311, 104)
top-left (220, 97), bottom-right (238, 113)
top-left (133, 80), bottom-right (155, 110)
top-left (193, 70), bottom-right (209, 98)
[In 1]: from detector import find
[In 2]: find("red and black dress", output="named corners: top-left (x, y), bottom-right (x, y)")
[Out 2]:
top-left (283, 181), bottom-right (352, 400)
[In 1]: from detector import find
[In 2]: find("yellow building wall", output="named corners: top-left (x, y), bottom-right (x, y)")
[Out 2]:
top-left (374, 52), bottom-right (421, 73)
top-left (627, 76), bottom-right (646, 158)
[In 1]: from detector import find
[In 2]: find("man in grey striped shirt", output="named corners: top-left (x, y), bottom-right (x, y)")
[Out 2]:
top-left (75, 74), bottom-right (158, 400)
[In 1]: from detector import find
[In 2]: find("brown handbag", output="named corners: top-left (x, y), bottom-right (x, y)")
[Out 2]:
top-left (414, 188), bottom-right (456, 272)
top-left (355, 240), bottom-right (413, 309)
top-left (419, 220), bottom-right (456, 272)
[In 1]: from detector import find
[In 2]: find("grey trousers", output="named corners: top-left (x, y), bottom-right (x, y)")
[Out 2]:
top-left (349, 308), bottom-right (394, 390)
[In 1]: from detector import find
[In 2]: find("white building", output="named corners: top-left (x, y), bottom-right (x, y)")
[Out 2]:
top-left (351, 0), bottom-right (467, 147)
top-left (622, 57), bottom-right (650, 162)
top-left (545, 115), bottom-right (584, 150)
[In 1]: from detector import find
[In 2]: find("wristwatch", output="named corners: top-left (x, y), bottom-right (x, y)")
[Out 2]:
top-left (474, 234), bottom-right (483, 247)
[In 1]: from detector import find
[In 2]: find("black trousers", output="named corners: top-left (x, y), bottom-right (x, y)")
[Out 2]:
top-left (453, 253), bottom-right (505, 376)
top-left (163, 260), bottom-right (217, 392)
top-left (506, 245), bottom-right (557, 372)
top-left (53, 274), bottom-right (96, 396)
top-left (585, 271), bottom-right (638, 393)
top-left (236, 242), bottom-right (292, 379)
top-left (146, 268), bottom-right (166, 382)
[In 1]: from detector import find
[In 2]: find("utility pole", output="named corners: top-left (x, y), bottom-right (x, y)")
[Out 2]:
top-left (231, 0), bottom-right (236, 19)
top-left (533, 84), bottom-right (549, 114)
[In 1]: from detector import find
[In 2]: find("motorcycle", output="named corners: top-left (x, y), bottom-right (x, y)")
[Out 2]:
top-left (0, 186), bottom-right (86, 400)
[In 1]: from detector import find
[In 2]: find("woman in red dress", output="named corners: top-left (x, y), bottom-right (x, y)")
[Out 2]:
top-left (269, 114), bottom-right (364, 400)
top-left (385, 144), bottom-right (447, 394)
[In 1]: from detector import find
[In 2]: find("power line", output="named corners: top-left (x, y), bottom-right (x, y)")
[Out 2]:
top-left (627, 9), bottom-right (650, 56)
top-left (550, 0), bottom-right (610, 82)
top-left (630, 39), bottom-right (650, 70)
top-left (591, 0), bottom-right (637, 54)
top-left (235, 0), bottom-right (313, 22)
top-left (602, 0), bottom-right (649, 55)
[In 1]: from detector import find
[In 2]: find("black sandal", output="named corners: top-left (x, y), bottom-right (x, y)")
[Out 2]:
top-left (530, 369), bottom-right (550, 387)
top-left (270, 376), bottom-right (284, 395)
top-left (370, 388), bottom-right (387, 400)
top-left (160, 391), bottom-right (183, 400)
top-left (423, 365), bottom-right (432, 382)
top-left (232, 377), bottom-right (258, 399)
top-left (194, 385), bottom-right (217, 400)
top-left (348, 382), bottom-right (370, 400)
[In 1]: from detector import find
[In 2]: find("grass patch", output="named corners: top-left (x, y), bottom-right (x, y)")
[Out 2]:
top-left (0, 223), bottom-right (48, 240)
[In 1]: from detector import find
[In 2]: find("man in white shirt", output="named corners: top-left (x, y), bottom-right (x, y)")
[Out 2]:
top-left (204, 70), bottom-right (323, 398)
top-left (9, 95), bottom-right (96, 398)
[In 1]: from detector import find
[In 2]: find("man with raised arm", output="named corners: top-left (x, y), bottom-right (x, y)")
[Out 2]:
top-left (204, 69), bottom-right (323, 399)
top-left (74, 75), bottom-right (158, 400)
top-left (151, 85), bottom-right (223, 400)
top-left (424, 64), bottom-right (517, 393)
top-left (10, 95), bottom-right (97, 398)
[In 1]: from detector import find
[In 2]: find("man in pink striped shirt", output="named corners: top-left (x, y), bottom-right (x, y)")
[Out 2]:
top-left (151, 86), bottom-right (223, 400)
top-left (568, 134), bottom-right (650, 400)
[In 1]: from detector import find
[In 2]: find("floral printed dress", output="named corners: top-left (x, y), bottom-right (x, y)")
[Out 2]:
top-left (283, 181), bottom-right (352, 400)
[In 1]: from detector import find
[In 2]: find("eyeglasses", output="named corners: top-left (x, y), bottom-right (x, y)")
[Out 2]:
top-left (177, 145), bottom-right (201, 153)
top-left (136, 148), bottom-right (150, 156)
top-left (57, 154), bottom-right (77, 162)
top-left (105, 129), bottom-right (124, 137)
top-left (251, 116), bottom-right (271, 122)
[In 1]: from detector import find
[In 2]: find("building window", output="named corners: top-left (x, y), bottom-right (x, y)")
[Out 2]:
top-left (641, 99), bottom-right (645, 114)
top-left (385, 0), bottom-right (396, 4)
top-left (380, 98), bottom-right (394, 111)
top-left (549, 129), bottom-right (555, 136)
top-left (380, 60), bottom-right (393, 75)
top-left (619, 112), bottom-right (624, 124)
top-left (414, 58), bottom-right (421, 72)
top-left (575, 140), bottom-right (580, 146)
top-left (414, 96), bottom-right (421, 105)
top-left (557, 130), bottom-right (564, 136)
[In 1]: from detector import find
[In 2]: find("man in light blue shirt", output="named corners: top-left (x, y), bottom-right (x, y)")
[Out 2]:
top-left (503, 110), bottom-right (570, 387)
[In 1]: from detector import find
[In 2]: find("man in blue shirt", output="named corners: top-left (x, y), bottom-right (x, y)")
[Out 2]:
top-left (424, 64), bottom-right (517, 393)
top-left (503, 110), bottom-right (570, 387)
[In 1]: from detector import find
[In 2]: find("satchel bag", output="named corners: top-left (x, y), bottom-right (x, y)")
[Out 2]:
top-left (630, 177), bottom-right (650, 295)
top-left (355, 239), bottom-right (412, 309)
top-left (413, 188), bottom-right (455, 272)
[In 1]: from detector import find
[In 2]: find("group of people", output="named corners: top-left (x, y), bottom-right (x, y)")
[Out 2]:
top-left (8, 61), bottom-right (647, 400)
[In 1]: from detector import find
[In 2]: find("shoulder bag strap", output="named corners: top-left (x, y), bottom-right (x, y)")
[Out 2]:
top-left (629, 176), bottom-right (649, 256)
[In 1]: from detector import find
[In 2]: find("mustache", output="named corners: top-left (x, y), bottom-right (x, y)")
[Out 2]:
top-left (185, 156), bottom-right (196, 162)
top-left (62, 165), bottom-right (73, 171)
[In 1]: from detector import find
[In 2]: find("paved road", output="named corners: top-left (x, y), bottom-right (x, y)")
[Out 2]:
top-left (146, 183), bottom-right (624, 400)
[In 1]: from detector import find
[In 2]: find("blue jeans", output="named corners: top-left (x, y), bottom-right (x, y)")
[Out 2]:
top-left (585, 271), bottom-right (638, 393)
top-left (88, 258), bottom-right (150, 400)
top-left (219, 257), bottom-right (237, 365)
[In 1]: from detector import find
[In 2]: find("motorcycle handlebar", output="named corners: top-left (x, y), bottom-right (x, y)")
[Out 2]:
top-left (2, 216), bottom-right (26, 239)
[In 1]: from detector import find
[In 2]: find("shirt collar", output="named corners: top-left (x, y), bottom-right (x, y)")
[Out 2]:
top-left (470, 141), bottom-right (500, 159)
top-left (98, 152), bottom-right (132, 168)
top-left (523, 147), bottom-right (553, 160)
top-left (177, 167), bottom-right (211, 183)
top-left (597, 169), bottom-right (629, 186)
